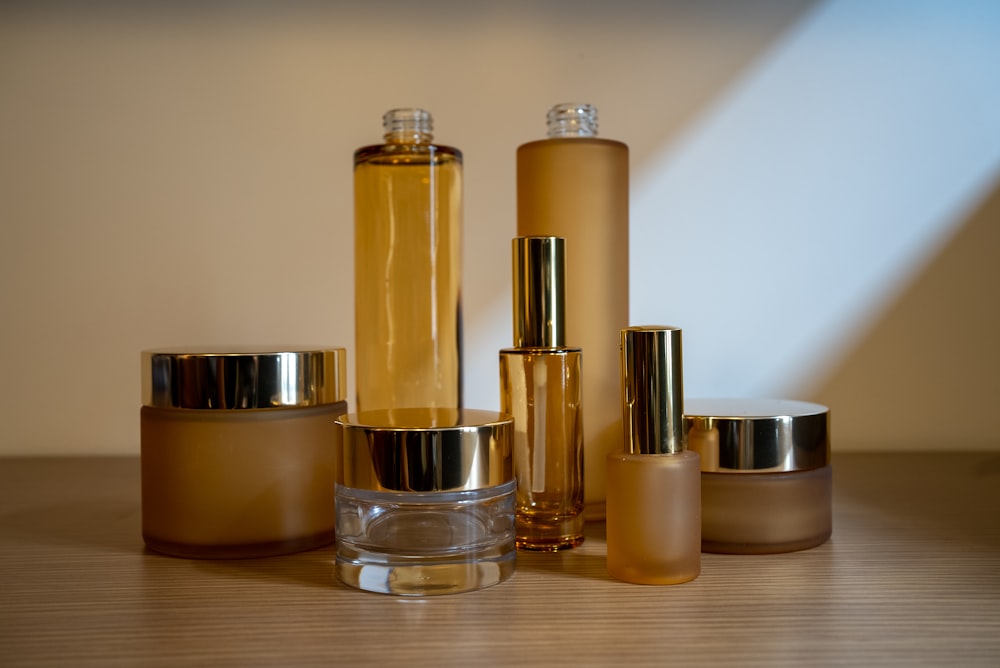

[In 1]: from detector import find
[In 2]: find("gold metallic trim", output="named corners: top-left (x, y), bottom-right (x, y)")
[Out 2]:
top-left (336, 408), bottom-right (514, 492)
top-left (512, 236), bottom-right (566, 348)
top-left (621, 326), bottom-right (685, 456)
top-left (142, 347), bottom-right (346, 409)
top-left (683, 399), bottom-right (830, 472)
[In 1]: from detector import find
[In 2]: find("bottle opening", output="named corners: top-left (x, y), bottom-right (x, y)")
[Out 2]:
top-left (546, 103), bottom-right (598, 138)
top-left (383, 108), bottom-right (434, 143)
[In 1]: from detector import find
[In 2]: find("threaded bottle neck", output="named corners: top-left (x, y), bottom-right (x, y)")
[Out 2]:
top-left (546, 103), bottom-right (598, 138)
top-left (383, 108), bottom-right (434, 144)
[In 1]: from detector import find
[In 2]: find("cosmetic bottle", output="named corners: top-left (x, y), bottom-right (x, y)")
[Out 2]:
top-left (606, 327), bottom-right (700, 585)
top-left (354, 108), bottom-right (463, 413)
top-left (685, 398), bottom-right (832, 554)
top-left (335, 408), bottom-right (516, 596)
top-left (517, 103), bottom-right (628, 521)
top-left (140, 347), bottom-right (347, 558)
top-left (499, 236), bottom-right (584, 551)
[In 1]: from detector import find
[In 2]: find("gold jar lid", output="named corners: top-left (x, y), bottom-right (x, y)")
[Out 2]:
top-left (684, 398), bottom-right (829, 473)
top-left (336, 409), bottom-right (514, 492)
top-left (142, 347), bottom-right (347, 409)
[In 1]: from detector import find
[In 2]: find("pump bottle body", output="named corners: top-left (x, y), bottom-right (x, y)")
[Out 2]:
top-left (500, 347), bottom-right (584, 550)
top-left (607, 325), bottom-right (700, 585)
top-left (606, 449), bottom-right (701, 584)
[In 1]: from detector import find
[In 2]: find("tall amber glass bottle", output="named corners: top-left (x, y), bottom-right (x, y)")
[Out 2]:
top-left (517, 103), bottom-right (628, 520)
top-left (500, 236), bottom-right (584, 550)
top-left (354, 109), bottom-right (463, 413)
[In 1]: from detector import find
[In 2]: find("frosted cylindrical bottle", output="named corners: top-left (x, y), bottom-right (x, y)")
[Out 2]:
top-left (354, 108), bottom-right (463, 413)
top-left (517, 103), bottom-right (627, 520)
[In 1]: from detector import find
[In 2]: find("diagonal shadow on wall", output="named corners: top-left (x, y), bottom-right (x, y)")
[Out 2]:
top-left (811, 173), bottom-right (1000, 451)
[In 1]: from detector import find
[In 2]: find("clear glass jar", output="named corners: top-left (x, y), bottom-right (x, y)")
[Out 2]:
top-left (336, 481), bottom-right (516, 595)
top-left (335, 408), bottom-right (516, 595)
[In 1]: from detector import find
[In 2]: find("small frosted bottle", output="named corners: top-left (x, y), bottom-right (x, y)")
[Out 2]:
top-left (354, 108), bottom-right (463, 413)
top-left (517, 103), bottom-right (628, 521)
top-left (499, 236), bottom-right (584, 550)
top-left (606, 326), bottom-right (700, 585)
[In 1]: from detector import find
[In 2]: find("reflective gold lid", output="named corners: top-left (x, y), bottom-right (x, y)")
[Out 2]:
top-left (621, 326), bottom-right (685, 456)
top-left (142, 347), bottom-right (347, 409)
top-left (336, 408), bottom-right (514, 492)
top-left (512, 236), bottom-right (566, 348)
top-left (683, 398), bottom-right (830, 472)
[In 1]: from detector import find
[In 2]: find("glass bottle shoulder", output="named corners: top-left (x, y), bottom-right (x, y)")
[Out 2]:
top-left (499, 346), bottom-right (582, 356)
top-left (354, 142), bottom-right (463, 167)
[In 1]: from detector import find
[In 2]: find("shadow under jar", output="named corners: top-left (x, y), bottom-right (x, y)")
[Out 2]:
top-left (684, 398), bottom-right (832, 555)
top-left (140, 347), bottom-right (347, 559)
top-left (335, 408), bottom-right (516, 596)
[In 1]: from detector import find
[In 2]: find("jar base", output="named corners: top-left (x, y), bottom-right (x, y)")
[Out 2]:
top-left (336, 544), bottom-right (515, 595)
top-left (702, 529), bottom-right (831, 555)
top-left (143, 530), bottom-right (334, 559)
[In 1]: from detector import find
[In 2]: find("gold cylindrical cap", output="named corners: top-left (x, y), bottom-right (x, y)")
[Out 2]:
top-left (512, 236), bottom-right (565, 348)
top-left (684, 398), bottom-right (829, 472)
top-left (336, 408), bottom-right (514, 492)
top-left (142, 347), bottom-right (347, 409)
top-left (621, 326), bottom-right (685, 455)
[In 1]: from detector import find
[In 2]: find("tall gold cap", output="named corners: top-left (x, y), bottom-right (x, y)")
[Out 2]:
top-left (621, 326), bottom-right (685, 455)
top-left (512, 236), bottom-right (565, 348)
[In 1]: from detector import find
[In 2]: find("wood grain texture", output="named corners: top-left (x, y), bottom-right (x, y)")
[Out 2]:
top-left (2, 453), bottom-right (999, 667)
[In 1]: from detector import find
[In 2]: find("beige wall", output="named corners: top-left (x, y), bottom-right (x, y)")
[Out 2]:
top-left (1, 2), bottom-right (997, 455)
top-left (813, 180), bottom-right (1000, 451)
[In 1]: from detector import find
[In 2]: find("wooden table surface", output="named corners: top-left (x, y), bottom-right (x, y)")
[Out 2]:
top-left (2, 453), bottom-right (999, 667)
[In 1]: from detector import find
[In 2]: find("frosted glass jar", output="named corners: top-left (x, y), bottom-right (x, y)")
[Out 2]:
top-left (140, 347), bottom-right (347, 558)
top-left (335, 408), bottom-right (516, 596)
top-left (685, 399), bottom-right (831, 554)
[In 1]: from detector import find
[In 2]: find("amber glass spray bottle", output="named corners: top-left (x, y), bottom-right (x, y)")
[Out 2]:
top-left (353, 108), bottom-right (463, 413)
top-left (500, 236), bottom-right (584, 550)
top-left (606, 326), bottom-right (700, 584)
top-left (517, 103), bottom-right (628, 521)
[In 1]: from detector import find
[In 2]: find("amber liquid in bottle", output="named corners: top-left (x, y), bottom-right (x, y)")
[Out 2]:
top-left (517, 104), bottom-right (628, 520)
top-left (500, 349), bottom-right (584, 550)
top-left (354, 109), bottom-right (463, 413)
